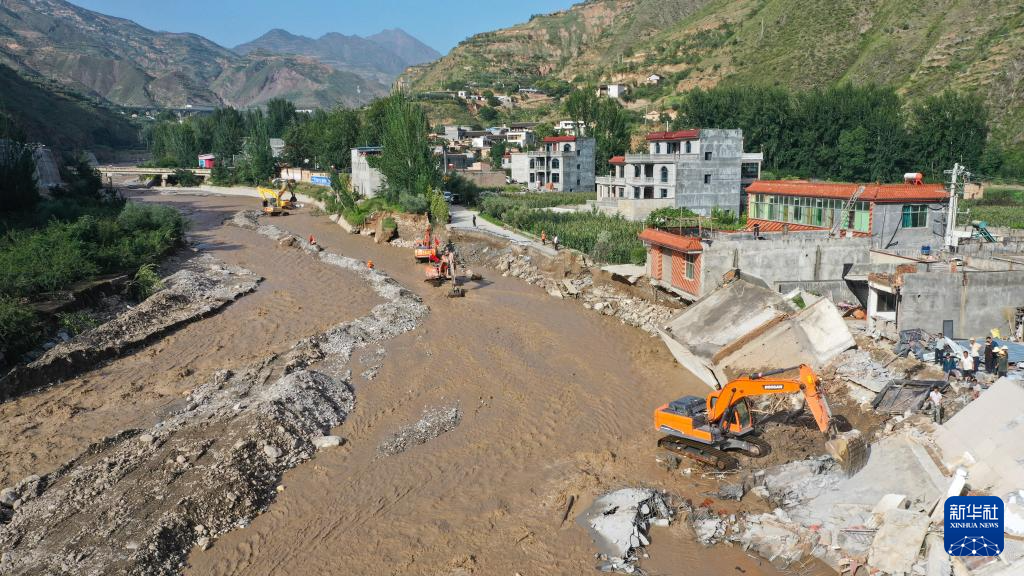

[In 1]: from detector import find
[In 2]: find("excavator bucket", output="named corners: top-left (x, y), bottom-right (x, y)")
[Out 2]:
top-left (825, 429), bottom-right (870, 476)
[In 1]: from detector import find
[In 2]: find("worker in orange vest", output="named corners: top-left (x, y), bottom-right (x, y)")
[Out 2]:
top-left (541, 230), bottom-right (547, 246)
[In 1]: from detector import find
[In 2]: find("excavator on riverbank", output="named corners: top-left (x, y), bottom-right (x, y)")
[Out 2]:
top-left (257, 179), bottom-right (299, 216)
top-left (654, 364), bottom-right (867, 472)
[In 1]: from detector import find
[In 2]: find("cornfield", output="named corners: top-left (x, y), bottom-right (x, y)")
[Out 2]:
top-left (481, 195), bottom-right (645, 264)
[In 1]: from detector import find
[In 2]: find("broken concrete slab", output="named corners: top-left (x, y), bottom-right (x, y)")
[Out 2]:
top-left (577, 488), bottom-right (672, 573)
top-left (925, 533), bottom-right (951, 576)
top-left (868, 508), bottom-right (929, 574)
top-left (934, 378), bottom-right (1024, 495)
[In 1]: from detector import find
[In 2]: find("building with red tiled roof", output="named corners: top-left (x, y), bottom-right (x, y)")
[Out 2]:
top-left (542, 135), bottom-right (577, 143)
top-left (639, 228), bottom-right (705, 299)
top-left (746, 179), bottom-right (951, 248)
top-left (645, 129), bottom-right (700, 141)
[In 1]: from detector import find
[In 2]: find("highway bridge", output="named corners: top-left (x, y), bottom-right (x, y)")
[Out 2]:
top-left (98, 165), bottom-right (212, 185)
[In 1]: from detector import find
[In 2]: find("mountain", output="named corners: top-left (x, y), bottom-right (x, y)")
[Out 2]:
top-left (403, 0), bottom-right (1024, 138)
top-left (0, 0), bottom-right (388, 109)
top-left (234, 27), bottom-right (440, 84)
top-left (0, 62), bottom-right (138, 155)
top-left (367, 28), bottom-right (441, 66)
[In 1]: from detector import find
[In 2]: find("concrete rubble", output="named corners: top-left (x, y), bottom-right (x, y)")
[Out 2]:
top-left (455, 235), bottom-right (676, 335)
top-left (661, 277), bottom-right (855, 388)
top-left (576, 488), bottom-right (673, 573)
top-left (0, 211), bottom-right (429, 575)
top-left (0, 254), bottom-right (261, 400)
top-left (378, 404), bottom-right (462, 456)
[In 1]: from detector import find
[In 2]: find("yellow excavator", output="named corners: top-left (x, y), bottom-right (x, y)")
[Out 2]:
top-left (654, 365), bottom-right (867, 471)
top-left (257, 179), bottom-right (299, 216)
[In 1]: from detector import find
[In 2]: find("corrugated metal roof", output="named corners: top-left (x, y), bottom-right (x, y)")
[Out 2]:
top-left (646, 129), bottom-right (700, 141)
top-left (743, 218), bottom-right (870, 237)
top-left (746, 180), bottom-right (949, 203)
top-left (638, 228), bottom-right (703, 252)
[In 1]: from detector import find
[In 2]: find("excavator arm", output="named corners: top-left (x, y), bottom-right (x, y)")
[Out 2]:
top-left (706, 364), bottom-right (832, 433)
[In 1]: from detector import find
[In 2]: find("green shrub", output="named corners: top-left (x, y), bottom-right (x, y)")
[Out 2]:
top-left (127, 263), bottom-right (165, 301)
top-left (399, 192), bottom-right (428, 214)
top-left (382, 217), bottom-right (397, 231)
top-left (57, 310), bottom-right (99, 336)
top-left (0, 295), bottom-right (41, 363)
top-left (172, 169), bottom-right (201, 187)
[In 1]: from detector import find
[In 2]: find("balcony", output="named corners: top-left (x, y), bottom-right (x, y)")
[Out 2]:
top-left (625, 152), bottom-right (697, 164)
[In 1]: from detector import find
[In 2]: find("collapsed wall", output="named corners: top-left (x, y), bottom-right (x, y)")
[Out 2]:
top-left (0, 211), bottom-right (429, 576)
top-left (0, 255), bottom-right (260, 401)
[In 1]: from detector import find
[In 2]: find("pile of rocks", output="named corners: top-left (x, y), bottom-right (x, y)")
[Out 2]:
top-left (577, 488), bottom-right (674, 573)
top-left (378, 404), bottom-right (462, 456)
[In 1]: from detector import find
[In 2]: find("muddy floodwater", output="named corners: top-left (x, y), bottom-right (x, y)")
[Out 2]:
top-left (2, 192), bottom-right (829, 575)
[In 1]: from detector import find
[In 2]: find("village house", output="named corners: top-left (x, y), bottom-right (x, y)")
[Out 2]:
top-left (509, 135), bottom-right (596, 192)
top-left (597, 83), bottom-right (628, 99)
top-left (595, 129), bottom-right (763, 220)
top-left (645, 73), bottom-right (662, 85)
top-left (745, 180), bottom-right (950, 249)
top-left (350, 146), bottom-right (383, 198)
top-left (505, 128), bottom-right (535, 148)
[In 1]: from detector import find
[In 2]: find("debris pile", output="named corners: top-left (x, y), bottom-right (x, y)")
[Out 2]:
top-left (833, 348), bottom-right (897, 393)
top-left (0, 254), bottom-right (260, 401)
top-left (378, 404), bottom-right (462, 456)
top-left (465, 242), bottom-right (674, 335)
top-left (577, 488), bottom-right (673, 573)
top-left (0, 211), bottom-right (429, 575)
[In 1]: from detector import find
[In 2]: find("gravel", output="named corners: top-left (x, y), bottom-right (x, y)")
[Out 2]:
top-left (378, 405), bottom-right (462, 456)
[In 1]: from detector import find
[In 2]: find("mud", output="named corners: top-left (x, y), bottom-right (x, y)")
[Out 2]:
top-left (0, 210), bottom-right (428, 575)
top-left (0, 254), bottom-right (260, 401)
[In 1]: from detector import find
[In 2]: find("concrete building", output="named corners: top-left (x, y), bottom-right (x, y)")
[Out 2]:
top-left (595, 129), bottom-right (762, 220)
top-left (638, 227), bottom-right (870, 301)
top-left (597, 84), bottom-right (628, 99)
top-left (350, 147), bottom-right (383, 198)
top-left (443, 125), bottom-right (472, 142)
top-left (505, 129), bottom-right (535, 148)
top-left (509, 136), bottom-right (596, 192)
top-left (269, 138), bottom-right (286, 159)
top-left (645, 73), bottom-right (662, 85)
top-left (555, 120), bottom-right (585, 134)
top-left (745, 180), bottom-right (950, 250)
top-left (863, 254), bottom-right (1024, 339)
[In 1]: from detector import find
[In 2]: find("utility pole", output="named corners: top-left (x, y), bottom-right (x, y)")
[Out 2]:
top-left (943, 162), bottom-right (969, 251)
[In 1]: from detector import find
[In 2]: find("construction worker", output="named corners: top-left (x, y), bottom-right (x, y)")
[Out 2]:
top-left (541, 230), bottom-right (547, 245)
top-left (552, 234), bottom-right (559, 251)
top-left (996, 346), bottom-right (1009, 377)
top-left (984, 336), bottom-right (995, 373)
top-left (928, 386), bottom-right (943, 424)
top-left (472, 214), bottom-right (477, 227)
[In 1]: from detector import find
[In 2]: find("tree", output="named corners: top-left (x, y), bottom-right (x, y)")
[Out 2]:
top-left (0, 118), bottom-right (38, 211)
top-left (266, 98), bottom-right (298, 138)
top-left (490, 140), bottom-right (508, 170)
top-left (239, 112), bottom-right (274, 184)
top-left (478, 106), bottom-right (499, 123)
top-left (908, 91), bottom-right (988, 176)
top-left (366, 91), bottom-right (438, 204)
top-left (836, 127), bottom-right (870, 182)
top-left (562, 89), bottom-right (634, 170)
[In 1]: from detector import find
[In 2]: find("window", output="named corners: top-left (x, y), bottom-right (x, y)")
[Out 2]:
top-left (901, 204), bottom-right (928, 228)
top-left (655, 142), bottom-right (661, 153)
top-left (644, 164), bottom-right (654, 178)
top-left (660, 188), bottom-right (668, 198)
top-left (633, 165), bottom-right (641, 178)
top-left (703, 174), bottom-right (711, 184)
top-left (660, 166), bottom-right (669, 182)
top-left (551, 158), bottom-right (560, 169)
top-left (563, 143), bottom-right (571, 152)
top-left (577, 163), bottom-right (580, 170)
top-left (633, 187), bottom-right (640, 199)
top-left (644, 186), bottom-right (654, 199)
top-left (685, 255), bottom-right (695, 280)
top-left (576, 178), bottom-right (580, 186)
top-left (685, 141), bottom-right (691, 154)
top-left (529, 173), bottom-right (535, 183)
top-left (529, 159), bottom-right (535, 169)
top-left (552, 173), bottom-right (560, 183)
top-left (618, 187), bottom-right (624, 198)
top-left (704, 151), bottom-right (712, 160)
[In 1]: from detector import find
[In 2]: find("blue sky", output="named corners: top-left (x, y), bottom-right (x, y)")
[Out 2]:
top-left (68, 0), bottom-right (578, 53)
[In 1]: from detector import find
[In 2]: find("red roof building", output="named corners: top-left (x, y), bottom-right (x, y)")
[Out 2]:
top-left (745, 179), bottom-right (950, 244)
top-left (639, 228), bottom-right (704, 299)
top-left (542, 135), bottom-right (577, 143)
top-left (646, 129), bottom-right (701, 141)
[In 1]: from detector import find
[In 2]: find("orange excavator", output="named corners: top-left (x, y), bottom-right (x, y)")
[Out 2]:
top-left (654, 365), bottom-right (864, 471)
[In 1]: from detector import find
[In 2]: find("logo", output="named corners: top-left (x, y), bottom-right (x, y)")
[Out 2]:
top-left (944, 496), bottom-right (1003, 557)
top-left (762, 384), bottom-right (784, 390)
top-left (310, 175), bottom-right (331, 187)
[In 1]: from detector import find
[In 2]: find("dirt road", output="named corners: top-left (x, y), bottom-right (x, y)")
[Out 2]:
top-left (2, 191), bottom-right (805, 575)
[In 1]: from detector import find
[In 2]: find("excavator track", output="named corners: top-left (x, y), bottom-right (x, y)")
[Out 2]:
top-left (657, 436), bottom-right (740, 471)
top-left (733, 434), bottom-right (773, 458)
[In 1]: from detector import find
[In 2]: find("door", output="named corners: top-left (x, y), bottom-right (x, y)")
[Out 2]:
top-left (943, 320), bottom-right (954, 339)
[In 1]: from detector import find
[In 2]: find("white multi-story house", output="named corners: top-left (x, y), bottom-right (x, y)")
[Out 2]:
top-left (594, 129), bottom-right (762, 220)
top-left (597, 84), bottom-right (628, 99)
top-left (510, 136), bottom-right (596, 192)
top-left (350, 147), bottom-right (384, 198)
top-left (505, 129), bottom-right (535, 148)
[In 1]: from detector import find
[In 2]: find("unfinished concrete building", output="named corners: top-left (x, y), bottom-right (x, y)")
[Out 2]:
top-left (595, 129), bottom-right (762, 220)
top-left (509, 136), bottom-right (596, 192)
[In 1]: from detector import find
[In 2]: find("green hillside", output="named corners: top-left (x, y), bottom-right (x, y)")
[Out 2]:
top-left (0, 63), bottom-right (139, 156)
top-left (404, 0), bottom-right (1024, 142)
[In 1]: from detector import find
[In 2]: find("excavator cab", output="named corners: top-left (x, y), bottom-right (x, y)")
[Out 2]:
top-left (711, 396), bottom-right (754, 435)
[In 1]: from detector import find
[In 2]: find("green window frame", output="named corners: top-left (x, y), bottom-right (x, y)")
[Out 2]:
top-left (901, 204), bottom-right (928, 228)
